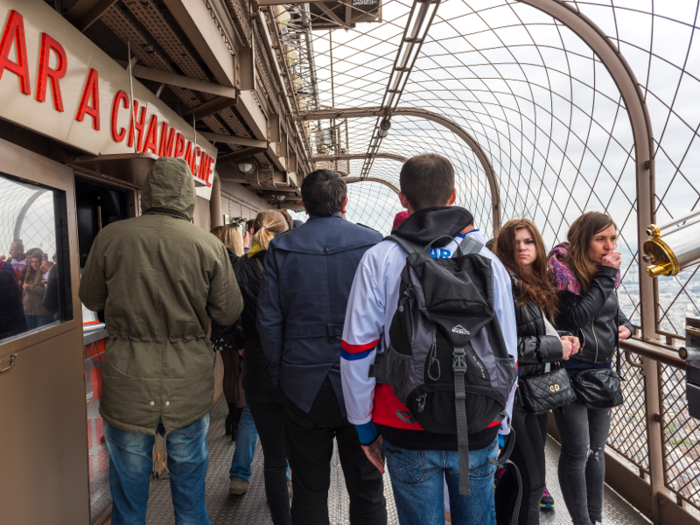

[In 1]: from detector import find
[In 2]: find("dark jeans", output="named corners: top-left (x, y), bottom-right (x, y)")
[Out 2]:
top-left (247, 389), bottom-right (292, 525)
top-left (553, 401), bottom-right (612, 525)
top-left (282, 377), bottom-right (387, 525)
top-left (498, 409), bottom-right (548, 525)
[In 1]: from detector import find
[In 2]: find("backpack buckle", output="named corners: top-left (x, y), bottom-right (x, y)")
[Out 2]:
top-left (453, 347), bottom-right (467, 374)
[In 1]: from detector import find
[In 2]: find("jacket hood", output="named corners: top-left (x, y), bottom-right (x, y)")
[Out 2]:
top-left (140, 157), bottom-right (195, 220)
top-left (392, 206), bottom-right (474, 247)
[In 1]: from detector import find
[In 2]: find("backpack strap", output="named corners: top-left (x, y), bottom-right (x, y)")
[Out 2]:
top-left (453, 345), bottom-right (471, 495)
top-left (455, 234), bottom-right (484, 257)
top-left (384, 234), bottom-right (422, 255)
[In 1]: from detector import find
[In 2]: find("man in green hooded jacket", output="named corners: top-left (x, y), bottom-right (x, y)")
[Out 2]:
top-left (79, 157), bottom-right (242, 525)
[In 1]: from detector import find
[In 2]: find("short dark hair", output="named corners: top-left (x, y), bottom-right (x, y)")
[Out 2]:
top-left (301, 170), bottom-right (347, 217)
top-left (400, 154), bottom-right (455, 210)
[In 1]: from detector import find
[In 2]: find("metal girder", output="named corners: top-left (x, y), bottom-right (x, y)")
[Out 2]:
top-left (199, 133), bottom-right (268, 149)
top-left (257, 0), bottom-right (341, 5)
top-left (344, 177), bottom-right (400, 196)
top-left (312, 153), bottom-right (407, 163)
top-left (298, 106), bottom-right (501, 235)
top-left (519, 1), bottom-right (659, 520)
top-left (218, 147), bottom-right (268, 162)
top-left (120, 64), bottom-right (238, 99)
top-left (184, 97), bottom-right (238, 121)
top-left (64, 0), bottom-right (118, 31)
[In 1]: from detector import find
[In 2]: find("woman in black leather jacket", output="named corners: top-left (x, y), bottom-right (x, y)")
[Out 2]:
top-left (494, 219), bottom-right (580, 525)
top-left (233, 210), bottom-right (291, 525)
top-left (548, 212), bottom-right (634, 525)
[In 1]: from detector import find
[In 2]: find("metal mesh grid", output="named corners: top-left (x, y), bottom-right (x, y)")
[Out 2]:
top-left (561, 1), bottom-right (700, 340)
top-left (660, 362), bottom-right (700, 511)
top-left (0, 176), bottom-right (56, 260)
top-left (346, 180), bottom-right (403, 235)
top-left (607, 353), bottom-right (649, 473)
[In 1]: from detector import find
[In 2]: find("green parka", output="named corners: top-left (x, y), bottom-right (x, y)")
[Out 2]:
top-left (79, 158), bottom-right (242, 435)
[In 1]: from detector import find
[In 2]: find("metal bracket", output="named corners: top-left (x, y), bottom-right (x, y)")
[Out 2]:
top-left (0, 354), bottom-right (17, 374)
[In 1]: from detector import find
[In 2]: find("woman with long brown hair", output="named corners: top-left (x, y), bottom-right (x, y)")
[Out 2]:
top-left (210, 224), bottom-right (246, 438)
top-left (22, 249), bottom-right (54, 328)
top-left (494, 219), bottom-right (579, 525)
top-left (548, 212), bottom-right (634, 525)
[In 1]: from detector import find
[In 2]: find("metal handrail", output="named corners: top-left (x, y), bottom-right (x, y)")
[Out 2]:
top-left (621, 338), bottom-right (685, 369)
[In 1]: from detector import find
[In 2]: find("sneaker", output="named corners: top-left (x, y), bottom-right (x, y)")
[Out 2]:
top-left (229, 477), bottom-right (249, 495)
top-left (540, 486), bottom-right (555, 509)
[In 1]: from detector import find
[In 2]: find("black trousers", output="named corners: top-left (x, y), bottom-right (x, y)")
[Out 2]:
top-left (282, 377), bottom-right (387, 525)
top-left (246, 389), bottom-right (292, 525)
top-left (498, 408), bottom-right (548, 525)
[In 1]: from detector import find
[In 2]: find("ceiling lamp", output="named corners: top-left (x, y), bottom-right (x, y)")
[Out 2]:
top-left (238, 162), bottom-right (255, 174)
top-left (378, 118), bottom-right (391, 138)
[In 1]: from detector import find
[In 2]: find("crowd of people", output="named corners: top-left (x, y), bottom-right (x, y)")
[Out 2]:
top-left (77, 155), bottom-right (633, 525)
top-left (0, 241), bottom-right (57, 338)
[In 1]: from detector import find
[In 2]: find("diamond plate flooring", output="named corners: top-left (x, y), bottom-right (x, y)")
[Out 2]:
top-left (136, 397), bottom-right (650, 525)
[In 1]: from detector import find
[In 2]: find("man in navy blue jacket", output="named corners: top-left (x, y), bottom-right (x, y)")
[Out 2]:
top-left (257, 170), bottom-right (386, 525)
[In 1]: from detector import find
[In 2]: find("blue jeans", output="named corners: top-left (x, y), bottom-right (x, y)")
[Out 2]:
top-left (104, 414), bottom-right (211, 525)
top-left (229, 402), bottom-right (258, 481)
top-left (385, 437), bottom-right (499, 525)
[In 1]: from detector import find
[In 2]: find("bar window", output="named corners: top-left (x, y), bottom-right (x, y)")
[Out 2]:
top-left (0, 173), bottom-right (72, 341)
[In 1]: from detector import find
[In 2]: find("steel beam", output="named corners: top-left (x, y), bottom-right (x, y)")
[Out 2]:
top-left (298, 106), bottom-right (501, 235)
top-left (184, 97), bottom-right (238, 121)
top-left (120, 64), bottom-right (238, 99)
top-left (161, 0), bottom-right (236, 87)
top-left (519, 1), bottom-right (659, 521)
top-left (199, 133), bottom-right (268, 149)
top-left (344, 177), bottom-right (400, 196)
top-left (312, 153), bottom-right (408, 163)
top-left (64, 0), bottom-right (118, 31)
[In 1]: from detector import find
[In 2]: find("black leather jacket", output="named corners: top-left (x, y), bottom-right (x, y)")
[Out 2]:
top-left (553, 265), bottom-right (634, 365)
top-left (234, 250), bottom-right (276, 393)
top-left (510, 273), bottom-right (568, 380)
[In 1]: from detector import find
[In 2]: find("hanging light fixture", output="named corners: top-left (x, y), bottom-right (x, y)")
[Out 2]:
top-left (238, 162), bottom-right (255, 174)
top-left (377, 118), bottom-right (391, 138)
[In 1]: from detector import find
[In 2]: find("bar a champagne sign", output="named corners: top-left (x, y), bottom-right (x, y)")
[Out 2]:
top-left (0, 0), bottom-right (217, 186)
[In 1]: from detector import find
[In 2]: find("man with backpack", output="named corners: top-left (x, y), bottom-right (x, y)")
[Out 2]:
top-left (340, 154), bottom-right (518, 525)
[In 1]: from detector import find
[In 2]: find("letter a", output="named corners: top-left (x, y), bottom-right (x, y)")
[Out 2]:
top-left (76, 68), bottom-right (100, 130)
top-left (0, 10), bottom-right (31, 95)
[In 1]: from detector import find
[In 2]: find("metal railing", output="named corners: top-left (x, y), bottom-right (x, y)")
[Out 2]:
top-left (604, 338), bottom-right (700, 524)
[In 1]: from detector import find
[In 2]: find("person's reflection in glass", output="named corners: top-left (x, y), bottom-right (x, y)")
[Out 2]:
top-left (22, 250), bottom-right (54, 329)
top-left (0, 270), bottom-right (26, 338)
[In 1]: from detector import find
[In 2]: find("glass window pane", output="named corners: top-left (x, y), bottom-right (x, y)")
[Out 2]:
top-left (0, 173), bottom-right (72, 341)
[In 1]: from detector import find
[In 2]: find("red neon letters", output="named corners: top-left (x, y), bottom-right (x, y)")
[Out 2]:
top-left (111, 90), bottom-right (129, 142)
top-left (36, 33), bottom-right (67, 111)
top-left (76, 68), bottom-right (100, 130)
top-left (0, 10), bottom-right (30, 95)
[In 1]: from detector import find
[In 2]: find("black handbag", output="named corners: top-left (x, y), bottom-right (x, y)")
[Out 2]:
top-left (518, 362), bottom-right (576, 414)
top-left (571, 297), bottom-right (625, 409)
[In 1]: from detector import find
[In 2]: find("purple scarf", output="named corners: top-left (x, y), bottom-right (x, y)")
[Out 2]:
top-left (548, 242), bottom-right (621, 296)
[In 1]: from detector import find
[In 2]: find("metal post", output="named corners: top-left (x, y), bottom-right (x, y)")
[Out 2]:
top-left (127, 38), bottom-right (137, 154)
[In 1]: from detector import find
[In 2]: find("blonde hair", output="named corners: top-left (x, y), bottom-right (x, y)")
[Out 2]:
top-left (252, 211), bottom-right (288, 250)
top-left (210, 224), bottom-right (245, 257)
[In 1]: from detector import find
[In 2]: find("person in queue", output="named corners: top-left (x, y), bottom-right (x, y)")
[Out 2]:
top-left (340, 154), bottom-right (517, 525)
top-left (79, 157), bottom-right (242, 525)
top-left (494, 219), bottom-right (580, 525)
top-left (257, 170), bottom-right (386, 525)
top-left (548, 211), bottom-right (634, 525)
top-left (233, 210), bottom-right (291, 523)
top-left (40, 253), bottom-right (53, 281)
top-left (210, 224), bottom-right (247, 439)
top-left (22, 249), bottom-right (54, 328)
top-left (6, 240), bottom-right (27, 284)
top-left (244, 219), bottom-right (255, 253)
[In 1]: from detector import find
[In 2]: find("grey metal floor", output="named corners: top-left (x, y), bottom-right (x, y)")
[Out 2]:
top-left (140, 397), bottom-right (649, 525)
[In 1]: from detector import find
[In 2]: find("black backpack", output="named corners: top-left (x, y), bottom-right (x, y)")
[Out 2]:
top-left (371, 234), bottom-right (517, 495)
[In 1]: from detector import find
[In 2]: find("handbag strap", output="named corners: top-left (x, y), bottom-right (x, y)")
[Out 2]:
top-left (615, 291), bottom-right (622, 378)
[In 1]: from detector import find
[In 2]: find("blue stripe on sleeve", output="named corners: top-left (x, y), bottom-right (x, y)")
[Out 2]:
top-left (341, 347), bottom-right (373, 361)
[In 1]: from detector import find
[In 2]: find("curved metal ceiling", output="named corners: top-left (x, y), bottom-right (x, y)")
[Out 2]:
top-left (289, 0), bottom-right (700, 342)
